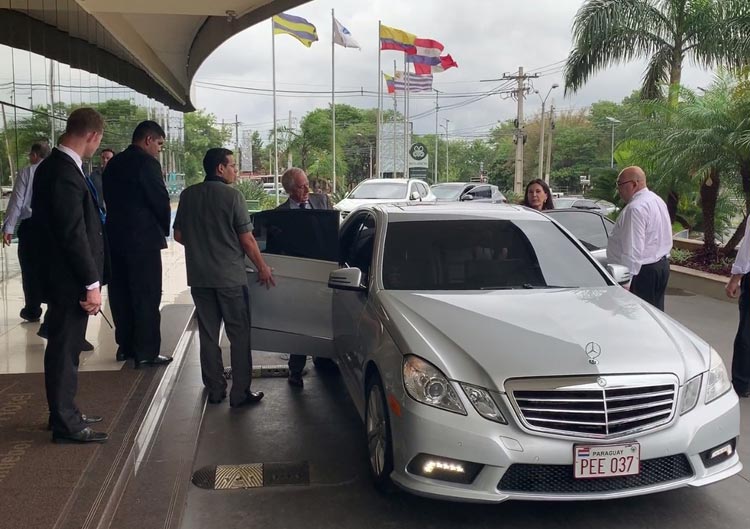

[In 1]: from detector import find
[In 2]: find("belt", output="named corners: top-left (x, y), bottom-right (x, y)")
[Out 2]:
top-left (642, 256), bottom-right (668, 267)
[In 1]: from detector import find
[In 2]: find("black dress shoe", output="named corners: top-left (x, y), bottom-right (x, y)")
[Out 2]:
top-left (81, 340), bottom-right (94, 352)
top-left (20, 307), bottom-right (42, 322)
top-left (208, 392), bottom-right (227, 404)
top-left (230, 391), bottom-right (264, 408)
top-left (37, 323), bottom-right (49, 339)
top-left (288, 374), bottom-right (304, 388)
top-left (52, 427), bottom-right (109, 444)
top-left (47, 414), bottom-right (103, 431)
top-left (135, 355), bottom-right (173, 368)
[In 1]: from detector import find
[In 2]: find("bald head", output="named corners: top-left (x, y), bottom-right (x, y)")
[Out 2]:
top-left (616, 166), bottom-right (647, 203)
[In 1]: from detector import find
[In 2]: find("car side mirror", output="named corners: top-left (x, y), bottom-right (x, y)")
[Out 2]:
top-left (606, 263), bottom-right (631, 286)
top-left (410, 191), bottom-right (421, 201)
top-left (328, 267), bottom-right (367, 292)
top-left (460, 194), bottom-right (474, 201)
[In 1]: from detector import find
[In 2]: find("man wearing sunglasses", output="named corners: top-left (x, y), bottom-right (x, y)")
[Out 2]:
top-left (608, 166), bottom-right (672, 310)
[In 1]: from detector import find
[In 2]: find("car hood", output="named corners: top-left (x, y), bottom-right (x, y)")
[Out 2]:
top-left (377, 287), bottom-right (709, 390)
top-left (335, 197), bottom-right (410, 211)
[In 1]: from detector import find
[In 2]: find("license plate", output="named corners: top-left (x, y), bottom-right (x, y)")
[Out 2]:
top-left (574, 443), bottom-right (640, 479)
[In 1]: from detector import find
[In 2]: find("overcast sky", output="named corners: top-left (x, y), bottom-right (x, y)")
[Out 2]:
top-left (193, 0), bottom-right (715, 140)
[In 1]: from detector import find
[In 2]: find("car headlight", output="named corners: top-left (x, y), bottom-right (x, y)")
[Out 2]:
top-left (460, 383), bottom-right (507, 424)
top-left (403, 355), bottom-right (466, 415)
top-left (705, 348), bottom-right (732, 404)
top-left (680, 375), bottom-right (702, 415)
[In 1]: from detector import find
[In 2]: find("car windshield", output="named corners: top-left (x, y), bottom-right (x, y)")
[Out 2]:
top-left (431, 185), bottom-right (465, 200)
top-left (553, 198), bottom-right (577, 208)
top-left (349, 182), bottom-right (407, 199)
top-left (382, 219), bottom-right (609, 290)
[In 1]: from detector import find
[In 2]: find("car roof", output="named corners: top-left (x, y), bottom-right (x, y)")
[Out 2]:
top-left (357, 178), bottom-right (422, 184)
top-left (359, 202), bottom-right (548, 222)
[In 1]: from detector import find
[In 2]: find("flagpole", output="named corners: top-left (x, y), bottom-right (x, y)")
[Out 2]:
top-left (434, 89), bottom-right (439, 183)
top-left (272, 21), bottom-right (279, 205)
top-left (393, 59), bottom-right (397, 178)
top-left (404, 57), bottom-right (410, 179)
top-left (331, 8), bottom-right (336, 195)
top-left (376, 21), bottom-right (382, 179)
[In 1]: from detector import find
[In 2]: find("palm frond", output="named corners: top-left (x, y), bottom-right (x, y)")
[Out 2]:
top-left (564, 0), bottom-right (673, 94)
top-left (640, 44), bottom-right (672, 99)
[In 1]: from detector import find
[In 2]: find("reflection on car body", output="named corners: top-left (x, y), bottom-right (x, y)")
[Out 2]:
top-left (247, 203), bottom-right (741, 503)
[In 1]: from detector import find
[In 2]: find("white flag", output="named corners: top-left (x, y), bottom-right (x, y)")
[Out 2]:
top-left (333, 17), bottom-right (360, 49)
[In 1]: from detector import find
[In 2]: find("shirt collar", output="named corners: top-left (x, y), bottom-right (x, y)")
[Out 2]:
top-left (289, 198), bottom-right (306, 208)
top-left (56, 145), bottom-right (84, 174)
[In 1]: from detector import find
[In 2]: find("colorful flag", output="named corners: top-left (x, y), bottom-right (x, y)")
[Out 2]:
top-left (333, 17), bottom-right (360, 49)
top-left (407, 54), bottom-right (458, 75)
top-left (273, 13), bottom-right (318, 47)
top-left (379, 24), bottom-right (417, 54)
top-left (413, 38), bottom-right (444, 57)
top-left (384, 72), bottom-right (433, 93)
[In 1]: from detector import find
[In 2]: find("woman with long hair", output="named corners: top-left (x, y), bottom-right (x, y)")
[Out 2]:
top-left (522, 179), bottom-right (554, 211)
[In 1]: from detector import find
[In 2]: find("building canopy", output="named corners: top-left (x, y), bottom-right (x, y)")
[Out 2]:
top-left (0, 0), bottom-right (308, 111)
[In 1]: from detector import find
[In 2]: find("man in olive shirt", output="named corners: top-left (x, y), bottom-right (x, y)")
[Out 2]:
top-left (173, 148), bottom-right (275, 407)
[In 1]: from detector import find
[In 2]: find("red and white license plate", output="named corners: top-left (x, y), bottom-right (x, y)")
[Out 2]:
top-left (574, 443), bottom-right (640, 479)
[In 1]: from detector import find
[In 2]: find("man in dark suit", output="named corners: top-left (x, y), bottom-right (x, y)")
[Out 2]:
top-left (275, 167), bottom-right (333, 388)
top-left (88, 147), bottom-right (114, 210)
top-left (103, 121), bottom-right (172, 367)
top-left (30, 108), bottom-right (108, 443)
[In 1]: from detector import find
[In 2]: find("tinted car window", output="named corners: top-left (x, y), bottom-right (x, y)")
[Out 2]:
top-left (431, 184), bottom-right (464, 200)
top-left (252, 209), bottom-right (339, 261)
top-left (468, 186), bottom-right (492, 199)
top-left (382, 220), bottom-right (608, 290)
top-left (546, 211), bottom-right (609, 250)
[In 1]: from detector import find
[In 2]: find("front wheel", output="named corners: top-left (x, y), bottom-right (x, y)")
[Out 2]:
top-left (365, 373), bottom-right (395, 492)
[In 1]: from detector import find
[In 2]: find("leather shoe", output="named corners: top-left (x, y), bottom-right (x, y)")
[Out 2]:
top-left (288, 374), bottom-right (304, 388)
top-left (116, 348), bottom-right (133, 362)
top-left (135, 355), bottom-right (173, 368)
top-left (52, 427), bottom-right (108, 444)
top-left (738, 389), bottom-right (750, 398)
top-left (37, 323), bottom-right (49, 339)
top-left (47, 414), bottom-right (103, 431)
top-left (81, 340), bottom-right (94, 352)
top-left (208, 392), bottom-right (227, 404)
top-left (20, 307), bottom-right (42, 322)
top-left (230, 391), bottom-right (264, 408)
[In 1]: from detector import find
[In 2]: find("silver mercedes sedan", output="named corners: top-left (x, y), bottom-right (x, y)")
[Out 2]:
top-left (247, 203), bottom-right (741, 503)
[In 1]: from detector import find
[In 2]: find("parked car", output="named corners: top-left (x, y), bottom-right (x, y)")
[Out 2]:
top-left (594, 199), bottom-right (619, 215)
top-left (553, 196), bottom-right (603, 211)
top-left (431, 182), bottom-right (507, 203)
top-left (335, 178), bottom-right (436, 219)
top-left (247, 203), bottom-right (741, 503)
top-left (545, 208), bottom-right (614, 266)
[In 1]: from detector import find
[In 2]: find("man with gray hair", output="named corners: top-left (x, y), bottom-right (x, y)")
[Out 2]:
top-left (276, 167), bottom-right (333, 388)
top-left (2, 141), bottom-right (51, 322)
top-left (608, 166), bottom-right (672, 310)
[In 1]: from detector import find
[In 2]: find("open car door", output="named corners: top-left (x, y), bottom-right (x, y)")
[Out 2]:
top-left (247, 209), bottom-right (340, 357)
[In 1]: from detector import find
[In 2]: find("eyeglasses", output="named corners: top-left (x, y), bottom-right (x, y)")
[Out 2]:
top-left (616, 180), bottom-right (635, 188)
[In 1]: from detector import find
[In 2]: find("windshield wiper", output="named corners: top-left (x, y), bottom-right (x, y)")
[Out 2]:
top-left (521, 283), bottom-right (571, 289)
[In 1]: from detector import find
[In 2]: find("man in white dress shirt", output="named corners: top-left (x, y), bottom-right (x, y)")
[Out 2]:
top-left (608, 166), bottom-right (672, 310)
top-left (725, 222), bottom-right (750, 398)
top-left (2, 142), bottom-right (50, 321)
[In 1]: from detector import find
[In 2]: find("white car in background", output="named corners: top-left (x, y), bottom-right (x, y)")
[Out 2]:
top-left (335, 178), bottom-right (436, 219)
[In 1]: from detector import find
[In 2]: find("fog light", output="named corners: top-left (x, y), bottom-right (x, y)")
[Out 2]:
top-left (700, 438), bottom-right (737, 468)
top-left (407, 453), bottom-right (483, 484)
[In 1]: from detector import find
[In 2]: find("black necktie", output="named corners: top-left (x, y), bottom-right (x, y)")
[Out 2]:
top-left (299, 202), bottom-right (307, 209)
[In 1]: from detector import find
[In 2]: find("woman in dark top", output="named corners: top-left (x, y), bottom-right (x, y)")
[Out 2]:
top-left (522, 178), bottom-right (555, 211)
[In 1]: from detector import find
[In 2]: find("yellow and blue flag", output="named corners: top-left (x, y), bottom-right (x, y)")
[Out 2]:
top-left (273, 13), bottom-right (318, 47)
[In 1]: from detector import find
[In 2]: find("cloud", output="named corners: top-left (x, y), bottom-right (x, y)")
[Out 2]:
top-left (193, 0), bottom-right (715, 141)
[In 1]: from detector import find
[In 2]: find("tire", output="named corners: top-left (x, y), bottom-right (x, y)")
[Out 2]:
top-left (365, 372), bottom-right (396, 493)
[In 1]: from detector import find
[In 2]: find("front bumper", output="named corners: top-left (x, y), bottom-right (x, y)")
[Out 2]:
top-left (387, 380), bottom-right (742, 503)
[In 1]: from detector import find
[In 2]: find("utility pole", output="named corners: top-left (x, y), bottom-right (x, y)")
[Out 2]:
top-left (501, 67), bottom-right (538, 195)
top-left (369, 143), bottom-right (373, 179)
top-left (434, 90), bottom-right (439, 183)
top-left (445, 119), bottom-right (450, 181)
top-left (235, 114), bottom-right (240, 172)
top-left (545, 102), bottom-right (555, 183)
top-left (287, 110), bottom-right (293, 169)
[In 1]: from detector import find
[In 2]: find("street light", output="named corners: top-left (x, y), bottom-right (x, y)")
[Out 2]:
top-left (440, 119), bottom-right (450, 181)
top-left (535, 83), bottom-right (558, 182)
top-left (605, 116), bottom-right (621, 169)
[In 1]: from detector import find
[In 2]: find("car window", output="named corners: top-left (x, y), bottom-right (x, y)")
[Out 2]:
top-left (416, 182), bottom-right (429, 197)
top-left (467, 186), bottom-right (492, 199)
top-left (341, 213), bottom-right (376, 285)
top-left (431, 184), bottom-right (463, 200)
top-left (252, 209), bottom-right (340, 261)
top-left (349, 181), bottom-right (407, 199)
top-left (574, 199), bottom-right (598, 209)
top-left (382, 220), bottom-right (608, 290)
top-left (546, 211), bottom-right (609, 250)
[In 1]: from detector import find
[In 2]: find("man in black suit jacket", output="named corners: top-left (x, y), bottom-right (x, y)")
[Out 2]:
top-left (103, 121), bottom-right (172, 368)
top-left (275, 167), bottom-right (333, 388)
top-left (30, 108), bottom-right (108, 443)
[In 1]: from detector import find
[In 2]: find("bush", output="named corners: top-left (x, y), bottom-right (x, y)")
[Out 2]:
top-left (670, 248), bottom-right (692, 264)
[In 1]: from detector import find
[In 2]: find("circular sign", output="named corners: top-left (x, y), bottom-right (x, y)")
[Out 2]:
top-left (409, 142), bottom-right (427, 160)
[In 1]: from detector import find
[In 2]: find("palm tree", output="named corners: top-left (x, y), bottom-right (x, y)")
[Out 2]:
top-left (564, 0), bottom-right (750, 105)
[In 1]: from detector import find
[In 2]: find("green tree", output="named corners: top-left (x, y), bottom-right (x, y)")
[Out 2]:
top-left (183, 110), bottom-right (231, 186)
top-left (564, 0), bottom-right (750, 104)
